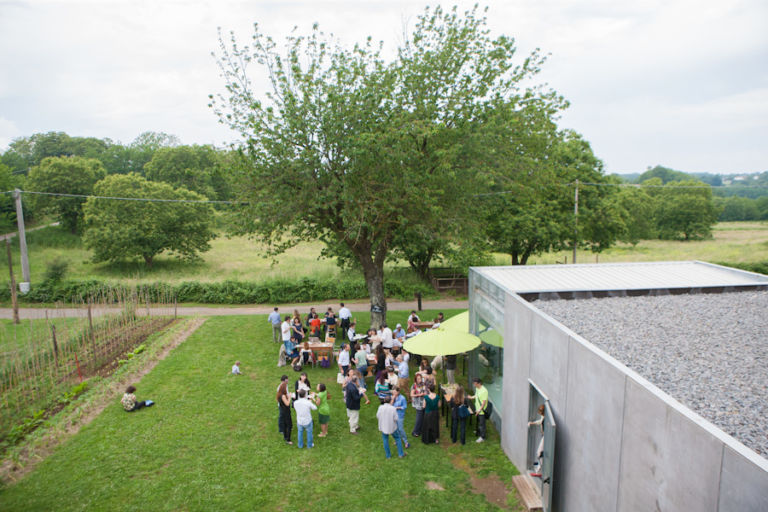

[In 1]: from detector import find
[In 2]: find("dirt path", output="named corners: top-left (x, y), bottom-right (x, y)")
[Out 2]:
top-left (0, 299), bottom-right (468, 320)
top-left (0, 317), bottom-right (206, 485)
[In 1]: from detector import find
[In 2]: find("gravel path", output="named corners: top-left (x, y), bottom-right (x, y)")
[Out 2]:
top-left (534, 290), bottom-right (768, 457)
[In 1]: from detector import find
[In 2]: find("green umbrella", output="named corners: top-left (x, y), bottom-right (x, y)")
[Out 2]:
top-left (403, 326), bottom-right (481, 356)
top-left (440, 310), bottom-right (469, 332)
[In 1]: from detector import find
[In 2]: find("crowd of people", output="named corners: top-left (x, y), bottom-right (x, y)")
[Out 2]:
top-left (272, 308), bottom-right (494, 458)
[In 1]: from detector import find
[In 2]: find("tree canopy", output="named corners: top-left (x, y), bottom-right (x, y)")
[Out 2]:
top-left (26, 156), bottom-right (107, 233)
top-left (212, 5), bottom-right (563, 325)
top-left (144, 145), bottom-right (230, 200)
top-left (82, 173), bottom-right (215, 266)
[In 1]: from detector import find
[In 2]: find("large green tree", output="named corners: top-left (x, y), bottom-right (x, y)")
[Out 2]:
top-left (654, 180), bottom-right (720, 240)
top-left (26, 156), bottom-right (107, 233)
top-left (144, 145), bottom-right (230, 200)
top-left (212, 6), bottom-right (559, 325)
top-left (483, 128), bottom-right (622, 265)
top-left (82, 173), bottom-right (215, 267)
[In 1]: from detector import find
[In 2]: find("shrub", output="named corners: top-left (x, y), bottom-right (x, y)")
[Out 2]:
top-left (1, 276), bottom-right (437, 305)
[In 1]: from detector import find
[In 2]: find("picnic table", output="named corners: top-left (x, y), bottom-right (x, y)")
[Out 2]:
top-left (307, 341), bottom-right (334, 367)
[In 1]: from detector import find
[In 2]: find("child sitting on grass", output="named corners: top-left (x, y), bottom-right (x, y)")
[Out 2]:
top-left (232, 361), bottom-right (242, 375)
top-left (121, 385), bottom-right (153, 412)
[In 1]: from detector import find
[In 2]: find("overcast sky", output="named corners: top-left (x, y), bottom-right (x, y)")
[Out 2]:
top-left (1, 0), bottom-right (766, 174)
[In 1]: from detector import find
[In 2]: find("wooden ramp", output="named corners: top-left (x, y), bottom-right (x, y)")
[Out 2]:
top-left (512, 475), bottom-right (543, 512)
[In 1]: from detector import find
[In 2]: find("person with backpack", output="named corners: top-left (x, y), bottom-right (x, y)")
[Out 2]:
top-left (450, 384), bottom-right (470, 445)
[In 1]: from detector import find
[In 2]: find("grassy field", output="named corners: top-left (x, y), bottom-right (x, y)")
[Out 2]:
top-left (0, 310), bottom-right (523, 511)
top-left (498, 221), bottom-right (768, 266)
top-left (5, 222), bottom-right (767, 286)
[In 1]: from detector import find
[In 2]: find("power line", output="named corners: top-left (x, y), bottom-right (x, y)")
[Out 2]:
top-left (9, 189), bottom-right (243, 205)
top-left (474, 180), bottom-right (767, 197)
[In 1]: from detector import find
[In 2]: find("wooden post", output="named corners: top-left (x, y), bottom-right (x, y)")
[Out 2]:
top-left (88, 302), bottom-right (96, 360)
top-left (51, 325), bottom-right (59, 367)
top-left (5, 239), bottom-right (19, 324)
top-left (173, 296), bottom-right (177, 319)
top-left (12, 189), bottom-right (31, 285)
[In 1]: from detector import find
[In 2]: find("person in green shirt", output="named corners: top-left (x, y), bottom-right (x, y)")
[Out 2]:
top-left (315, 383), bottom-right (331, 437)
top-left (468, 377), bottom-right (489, 443)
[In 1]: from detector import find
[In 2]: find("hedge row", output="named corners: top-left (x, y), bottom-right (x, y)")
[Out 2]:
top-left (0, 277), bottom-right (438, 305)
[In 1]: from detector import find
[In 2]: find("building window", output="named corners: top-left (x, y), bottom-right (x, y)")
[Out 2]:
top-left (475, 316), bottom-right (504, 415)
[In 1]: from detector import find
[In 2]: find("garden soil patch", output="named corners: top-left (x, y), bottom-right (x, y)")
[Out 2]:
top-left (0, 317), bottom-right (206, 485)
top-left (450, 452), bottom-right (518, 510)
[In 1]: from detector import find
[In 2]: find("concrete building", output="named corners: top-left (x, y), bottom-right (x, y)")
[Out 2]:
top-left (467, 261), bottom-right (768, 512)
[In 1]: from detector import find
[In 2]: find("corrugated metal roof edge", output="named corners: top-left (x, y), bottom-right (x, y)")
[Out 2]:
top-left (469, 260), bottom-right (768, 295)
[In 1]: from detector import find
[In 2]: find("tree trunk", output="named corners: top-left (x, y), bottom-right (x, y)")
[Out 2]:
top-left (511, 252), bottom-right (520, 265)
top-left (357, 246), bottom-right (387, 329)
top-left (408, 248), bottom-right (433, 282)
top-left (144, 254), bottom-right (154, 268)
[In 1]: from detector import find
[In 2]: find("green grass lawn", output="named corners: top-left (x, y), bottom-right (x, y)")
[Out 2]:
top-left (496, 221), bottom-right (768, 265)
top-left (0, 310), bottom-right (521, 511)
top-left (6, 222), bottom-right (767, 287)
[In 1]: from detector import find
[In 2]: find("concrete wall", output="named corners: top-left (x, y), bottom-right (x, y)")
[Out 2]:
top-left (489, 287), bottom-right (768, 512)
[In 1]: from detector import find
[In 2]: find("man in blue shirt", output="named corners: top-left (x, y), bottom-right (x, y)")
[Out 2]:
top-left (268, 307), bottom-right (281, 343)
top-left (391, 386), bottom-right (410, 449)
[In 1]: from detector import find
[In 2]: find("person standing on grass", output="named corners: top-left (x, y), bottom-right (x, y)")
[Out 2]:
top-left (468, 377), bottom-right (489, 443)
top-left (445, 354), bottom-right (457, 384)
top-left (294, 389), bottom-right (317, 449)
top-left (391, 386), bottom-right (410, 449)
top-left (281, 315), bottom-right (292, 351)
top-left (421, 383), bottom-right (441, 444)
top-left (268, 307), bottom-right (282, 343)
top-left (338, 343), bottom-right (350, 377)
top-left (315, 383), bottom-right (331, 437)
top-left (381, 323), bottom-right (394, 351)
top-left (377, 396), bottom-right (405, 459)
top-left (410, 373), bottom-right (426, 437)
top-left (345, 371), bottom-right (362, 434)
top-left (450, 385), bottom-right (469, 445)
top-left (396, 353), bottom-right (409, 400)
top-left (354, 342), bottom-right (368, 382)
top-left (277, 375), bottom-right (293, 445)
top-left (347, 321), bottom-right (357, 344)
top-left (339, 302), bottom-right (352, 341)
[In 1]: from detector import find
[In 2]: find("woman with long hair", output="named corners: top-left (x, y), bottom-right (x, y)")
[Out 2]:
top-left (450, 384), bottom-right (469, 445)
top-left (410, 373), bottom-right (427, 437)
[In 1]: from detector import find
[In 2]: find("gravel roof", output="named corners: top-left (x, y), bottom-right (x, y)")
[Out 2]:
top-left (533, 290), bottom-right (768, 457)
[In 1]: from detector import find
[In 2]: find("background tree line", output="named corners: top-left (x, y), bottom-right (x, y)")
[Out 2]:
top-left (0, 131), bottom-right (221, 266)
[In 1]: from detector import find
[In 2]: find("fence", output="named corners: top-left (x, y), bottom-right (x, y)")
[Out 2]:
top-left (0, 286), bottom-right (176, 446)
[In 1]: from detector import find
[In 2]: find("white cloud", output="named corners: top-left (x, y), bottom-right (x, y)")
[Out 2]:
top-left (0, 0), bottom-right (766, 172)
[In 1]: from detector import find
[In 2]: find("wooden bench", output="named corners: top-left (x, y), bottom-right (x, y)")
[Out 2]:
top-left (511, 475), bottom-right (543, 512)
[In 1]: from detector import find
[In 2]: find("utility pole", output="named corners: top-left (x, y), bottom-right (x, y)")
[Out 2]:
top-left (13, 189), bottom-right (30, 292)
top-left (572, 179), bottom-right (579, 264)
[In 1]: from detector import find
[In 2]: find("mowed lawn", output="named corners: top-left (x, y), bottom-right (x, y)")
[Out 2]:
top-left (0, 311), bottom-right (520, 511)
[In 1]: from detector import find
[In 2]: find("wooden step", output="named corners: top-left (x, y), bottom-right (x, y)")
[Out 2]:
top-left (512, 474), bottom-right (543, 512)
